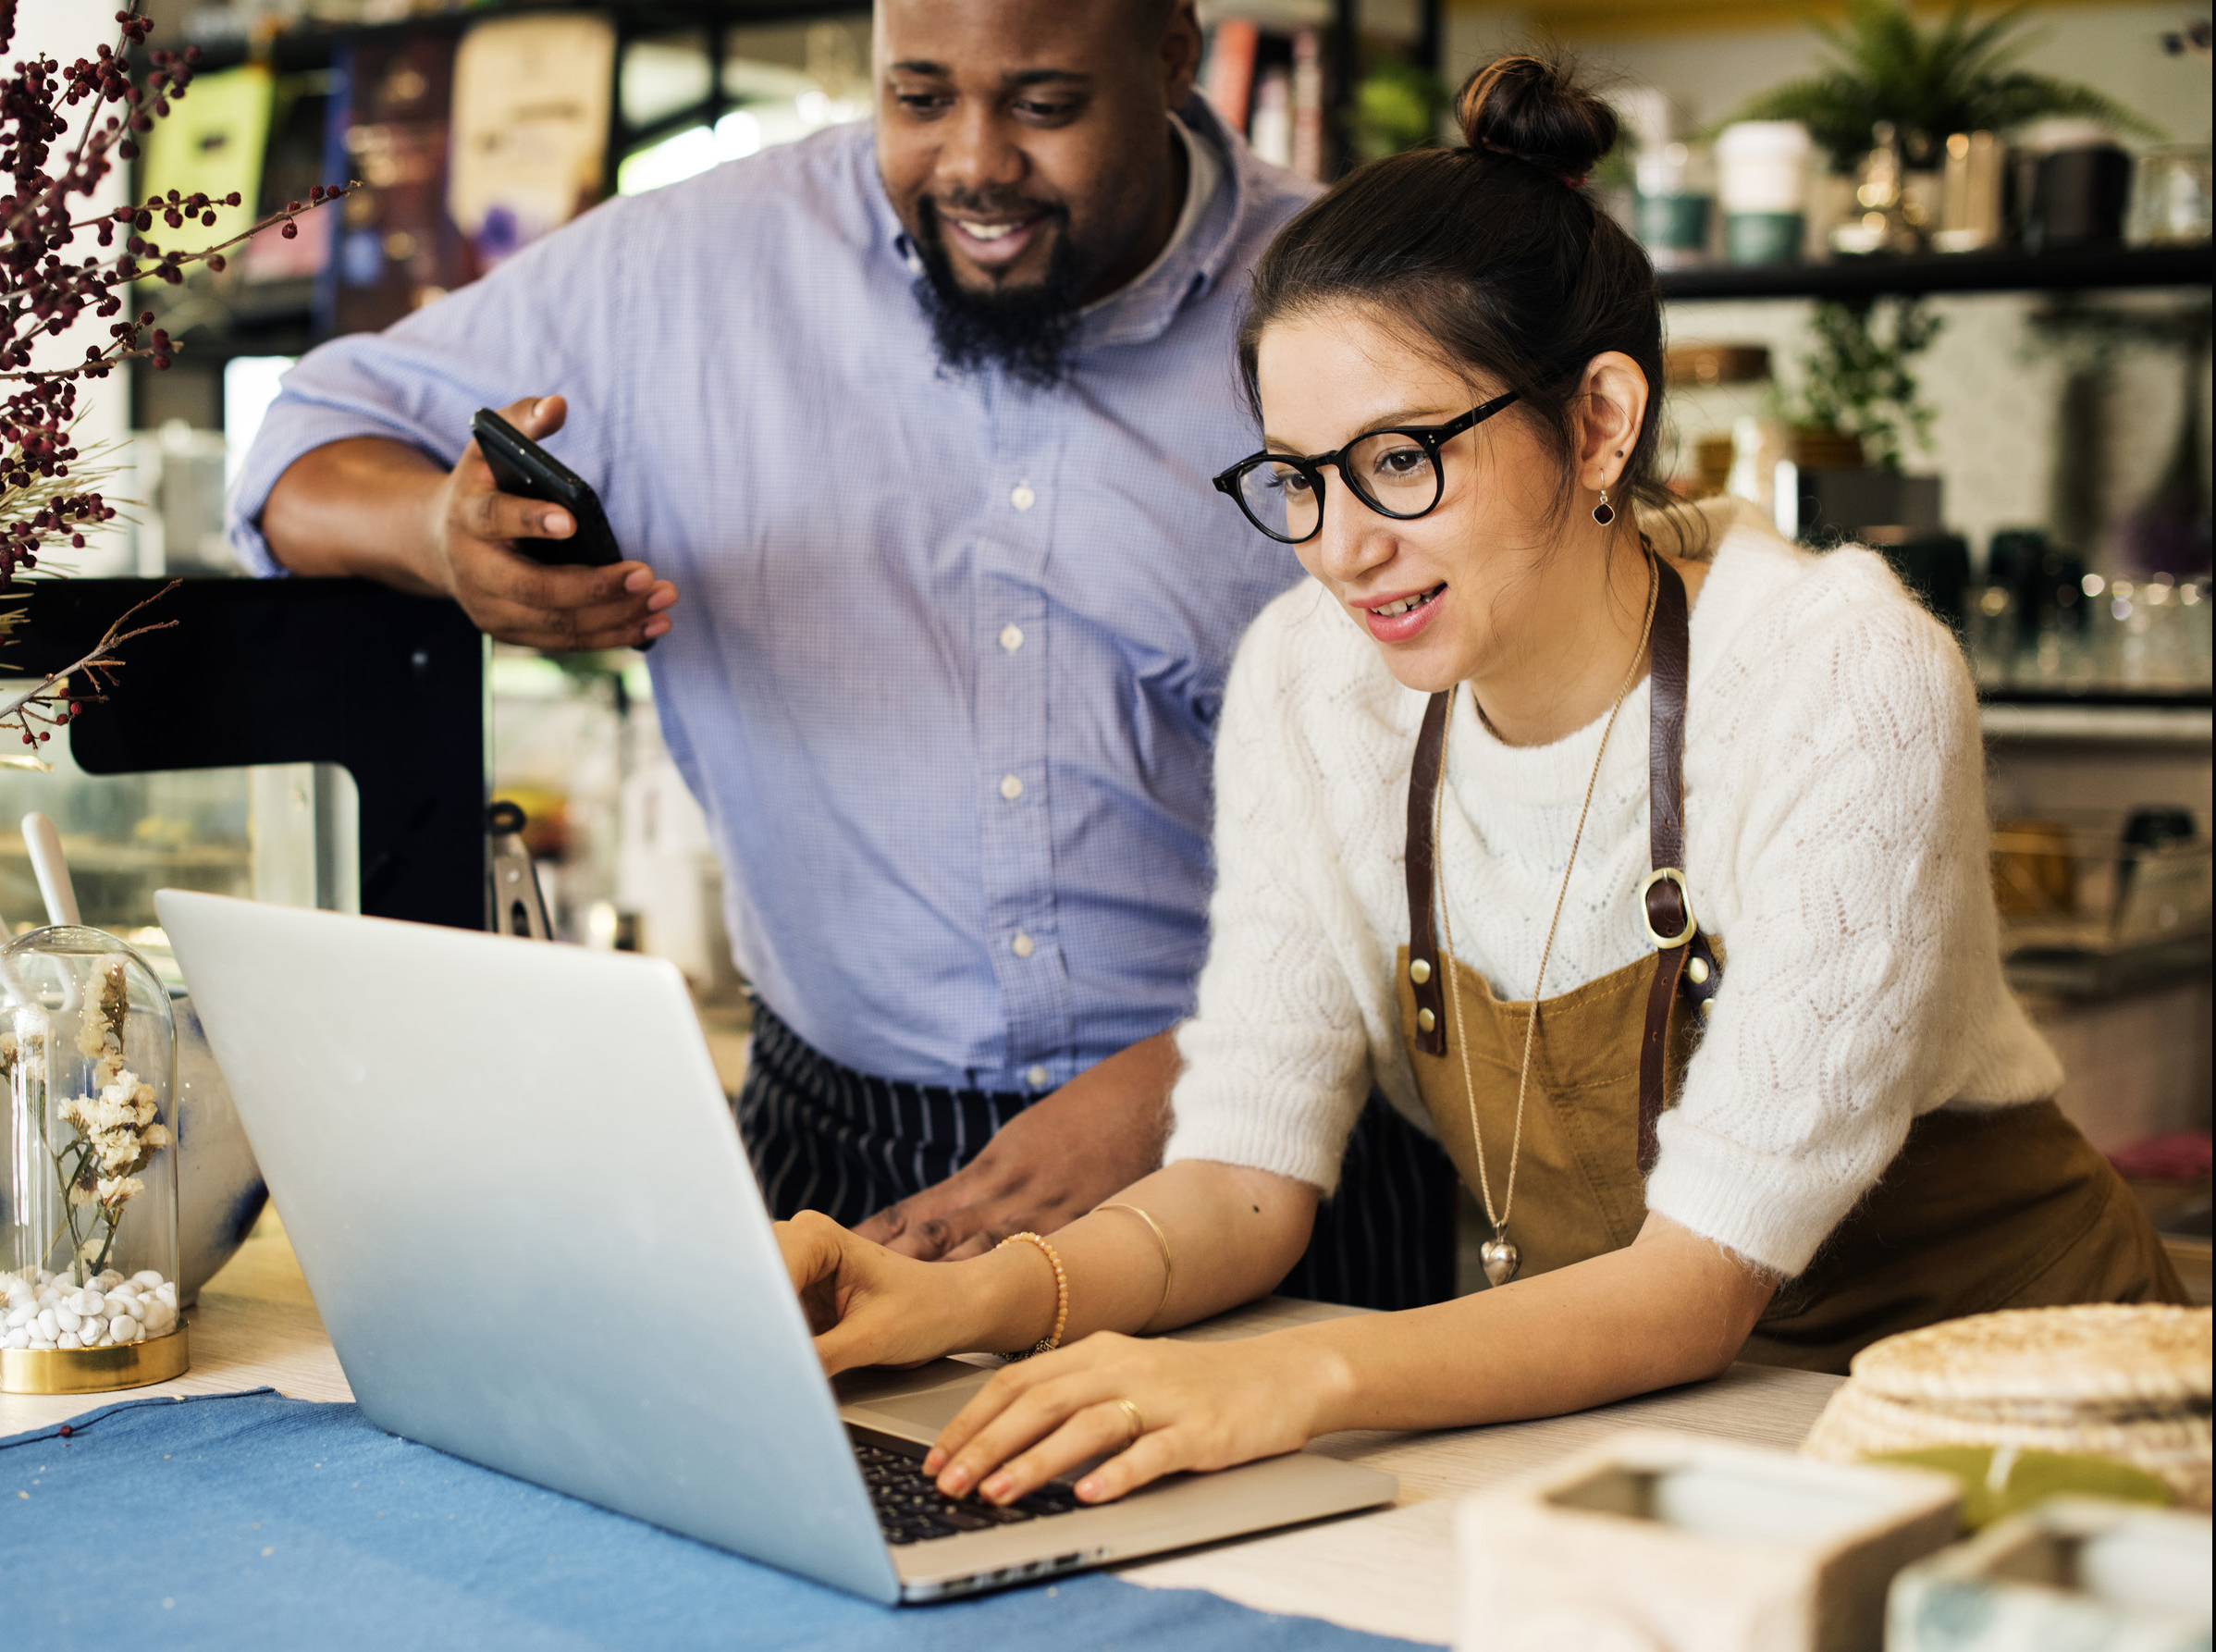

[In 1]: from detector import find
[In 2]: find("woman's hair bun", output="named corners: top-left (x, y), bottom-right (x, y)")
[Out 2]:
top-left (1454, 55), bottom-right (1618, 183)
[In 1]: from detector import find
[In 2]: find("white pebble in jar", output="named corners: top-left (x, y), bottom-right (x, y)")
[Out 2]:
top-left (3, 1271), bottom-right (180, 1353)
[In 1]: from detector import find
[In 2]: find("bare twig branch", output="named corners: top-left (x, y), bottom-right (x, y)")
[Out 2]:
top-left (0, 582), bottom-right (179, 756)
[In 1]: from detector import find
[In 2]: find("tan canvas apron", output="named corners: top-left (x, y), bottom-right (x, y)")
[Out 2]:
top-left (1392, 558), bottom-right (2185, 1375)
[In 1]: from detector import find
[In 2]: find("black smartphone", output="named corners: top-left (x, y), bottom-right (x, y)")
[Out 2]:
top-left (470, 407), bottom-right (623, 568)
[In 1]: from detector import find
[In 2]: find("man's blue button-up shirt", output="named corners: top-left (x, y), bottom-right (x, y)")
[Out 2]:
top-left (228, 104), bottom-right (1315, 1093)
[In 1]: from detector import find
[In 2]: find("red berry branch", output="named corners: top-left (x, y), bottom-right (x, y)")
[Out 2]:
top-left (0, 2), bottom-right (350, 755)
top-left (0, 580), bottom-right (176, 754)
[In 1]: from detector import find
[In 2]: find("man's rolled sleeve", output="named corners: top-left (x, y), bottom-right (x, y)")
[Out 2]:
top-left (223, 212), bottom-right (605, 576)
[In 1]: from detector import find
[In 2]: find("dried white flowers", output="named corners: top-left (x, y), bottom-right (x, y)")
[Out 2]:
top-left (16, 955), bottom-right (172, 1288)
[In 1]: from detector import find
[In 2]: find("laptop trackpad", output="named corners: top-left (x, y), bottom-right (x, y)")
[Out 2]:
top-left (834, 1359), bottom-right (998, 1447)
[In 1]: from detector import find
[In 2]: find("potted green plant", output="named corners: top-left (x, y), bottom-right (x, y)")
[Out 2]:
top-left (1348, 55), bottom-right (1450, 165)
top-left (1734, 0), bottom-right (2156, 174)
top-left (1788, 297), bottom-right (1944, 474)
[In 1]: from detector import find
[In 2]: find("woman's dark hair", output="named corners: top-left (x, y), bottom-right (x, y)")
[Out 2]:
top-left (1239, 56), bottom-right (1681, 539)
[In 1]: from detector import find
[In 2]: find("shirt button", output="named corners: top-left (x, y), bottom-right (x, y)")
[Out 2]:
top-left (1009, 482), bottom-right (1036, 512)
top-left (1011, 932), bottom-right (1035, 958)
top-left (999, 774), bottom-right (1024, 801)
top-left (1027, 1065), bottom-right (1052, 1089)
top-left (999, 623), bottom-right (1024, 653)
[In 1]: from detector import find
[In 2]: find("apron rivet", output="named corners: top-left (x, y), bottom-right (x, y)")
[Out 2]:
top-left (1417, 1007), bottom-right (1435, 1033)
top-left (1410, 958), bottom-right (1432, 985)
top-left (1699, 998), bottom-right (1714, 1017)
top-left (1687, 956), bottom-right (1709, 986)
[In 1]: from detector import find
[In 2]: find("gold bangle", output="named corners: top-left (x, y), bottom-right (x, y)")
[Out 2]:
top-left (1096, 1202), bottom-right (1174, 1328)
top-left (997, 1231), bottom-right (1068, 1358)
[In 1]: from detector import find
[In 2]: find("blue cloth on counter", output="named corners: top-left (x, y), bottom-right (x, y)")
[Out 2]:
top-left (1, 1392), bottom-right (1421, 1651)
top-left (227, 100), bottom-right (1316, 1097)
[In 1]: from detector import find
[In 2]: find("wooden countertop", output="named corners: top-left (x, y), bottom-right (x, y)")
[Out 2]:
top-left (2, 1219), bottom-right (1841, 1646)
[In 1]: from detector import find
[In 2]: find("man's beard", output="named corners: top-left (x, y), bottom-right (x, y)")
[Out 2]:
top-left (910, 195), bottom-right (1086, 392)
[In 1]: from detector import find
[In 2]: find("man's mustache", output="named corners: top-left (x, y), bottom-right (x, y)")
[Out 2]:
top-left (923, 191), bottom-right (1069, 226)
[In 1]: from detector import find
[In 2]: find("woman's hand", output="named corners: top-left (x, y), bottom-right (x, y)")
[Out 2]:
top-left (921, 1329), bottom-right (1350, 1507)
top-left (776, 1209), bottom-right (994, 1374)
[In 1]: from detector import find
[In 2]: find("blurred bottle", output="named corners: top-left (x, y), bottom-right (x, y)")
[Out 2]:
top-left (1934, 130), bottom-right (2003, 253)
top-left (2129, 143), bottom-right (2213, 245)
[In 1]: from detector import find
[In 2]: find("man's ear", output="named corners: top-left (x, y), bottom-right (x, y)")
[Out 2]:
top-left (1161, 3), bottom-right (1203, 108)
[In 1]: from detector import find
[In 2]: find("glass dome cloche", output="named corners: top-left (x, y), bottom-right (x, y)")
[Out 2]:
top-left (1, 927), bottom-right (187, 1394)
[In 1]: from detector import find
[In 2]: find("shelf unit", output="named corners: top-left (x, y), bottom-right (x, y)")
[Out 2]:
top-left (179, 0), bottom-right (866, 76)
top-left (1979, 696), bottom-right (2211, 746)
top-left (1658, 242), bottom-right (2213, 302)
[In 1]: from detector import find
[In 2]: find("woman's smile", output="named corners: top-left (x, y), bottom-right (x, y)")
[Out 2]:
top-left (1353, 580), bottom-right (1447, 643)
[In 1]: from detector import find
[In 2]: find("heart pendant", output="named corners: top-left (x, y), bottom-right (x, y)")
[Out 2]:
top-left (1480, 1238), bottom-right (1520, 1288)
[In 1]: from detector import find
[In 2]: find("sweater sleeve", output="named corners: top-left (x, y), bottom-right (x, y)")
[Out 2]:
top-left (1162, 607), bottom-right (1376, 1193)
top-left (1644, 552), bottom-right (2044, 1275)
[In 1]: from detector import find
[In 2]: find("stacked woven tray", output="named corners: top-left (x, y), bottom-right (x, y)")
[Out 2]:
top-left (1804, 1305), bottom-right (2212, 1510)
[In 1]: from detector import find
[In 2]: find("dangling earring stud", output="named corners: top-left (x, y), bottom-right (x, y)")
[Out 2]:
top-left (1592, 487), bottom-right (1615, 527)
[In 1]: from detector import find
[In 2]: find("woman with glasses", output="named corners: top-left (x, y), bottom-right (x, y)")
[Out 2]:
top-left (778, 55), bottom-right (2184, 1512)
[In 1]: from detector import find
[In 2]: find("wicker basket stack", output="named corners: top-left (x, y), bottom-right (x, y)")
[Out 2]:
top-left (1804, 1305), bottom-right (2213, 1510)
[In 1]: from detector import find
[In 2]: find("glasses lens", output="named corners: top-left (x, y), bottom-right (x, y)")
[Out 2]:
top-left (1237, 460), bottom-right (1320, 543)
top-left (1346, 432), bottom-right (1443, 518)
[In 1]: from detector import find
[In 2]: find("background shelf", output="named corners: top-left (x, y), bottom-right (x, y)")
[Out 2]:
top-left (1658, 242), bottom-right (2213, 302)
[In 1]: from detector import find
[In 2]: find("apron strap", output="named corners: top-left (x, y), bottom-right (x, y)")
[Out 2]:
top-left (1405, 691), bottom-right (1454, 1056)
top-left (1638, 557), bottom-right (1725, 1175)
top-left (1402, 552), bottom-right (1725, 1165)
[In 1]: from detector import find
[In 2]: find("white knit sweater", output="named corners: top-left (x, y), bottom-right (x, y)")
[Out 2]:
top-left (1163, 509), bottom-right (2062, 1276)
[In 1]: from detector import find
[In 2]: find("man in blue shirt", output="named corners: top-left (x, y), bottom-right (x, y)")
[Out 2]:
top-left (233, 0), bottom-right (1456, 1307)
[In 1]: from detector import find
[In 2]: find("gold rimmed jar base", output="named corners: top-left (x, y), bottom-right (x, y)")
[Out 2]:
top-left (2, 1326), bottom-right (189, 1395)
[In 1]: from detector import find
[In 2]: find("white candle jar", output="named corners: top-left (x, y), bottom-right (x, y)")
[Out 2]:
top-left (0, 928), bottom-right (188, 1393)
top-left (1716, 120), bottom-right (1813, 265)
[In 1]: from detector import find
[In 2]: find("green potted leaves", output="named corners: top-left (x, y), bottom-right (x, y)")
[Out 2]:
top-left (1736, 0), bottom-right (2153, 176)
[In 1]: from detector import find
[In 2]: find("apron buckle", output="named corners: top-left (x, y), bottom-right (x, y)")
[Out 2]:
top-left (1638, 868), bottom-right (1698, 949)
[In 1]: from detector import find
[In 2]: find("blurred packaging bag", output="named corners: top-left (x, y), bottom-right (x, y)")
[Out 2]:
top-left (447, 14), bottom-right (616, 273)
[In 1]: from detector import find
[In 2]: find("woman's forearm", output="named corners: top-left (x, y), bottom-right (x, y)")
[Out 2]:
top-left (949, 1160), bottom-right (1318, 1353)
top-left (1287, 1214), bottom-right (1775, 1437)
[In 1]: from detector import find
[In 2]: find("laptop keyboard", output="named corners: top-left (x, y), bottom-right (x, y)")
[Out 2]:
top-left (853, 1439), bottom-right (1081, 1545)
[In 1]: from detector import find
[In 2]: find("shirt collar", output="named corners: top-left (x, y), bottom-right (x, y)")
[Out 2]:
top-left (870, 93), bottom-right (1262, 355)
top-left (1077, 110), bottom-right (1217, 320)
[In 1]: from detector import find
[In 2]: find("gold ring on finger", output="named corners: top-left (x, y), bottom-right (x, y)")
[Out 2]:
top-left (1114, 1398), bottom-right (1144, 1447)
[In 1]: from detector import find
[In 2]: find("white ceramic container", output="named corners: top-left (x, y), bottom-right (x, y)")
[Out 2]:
top-left (1888, 1498), bottom-right (2211, 1652)
top-left (172, 994), bottom-right (265, 1304)
top-left (1455, 1429), bottom-right (1960, 1652)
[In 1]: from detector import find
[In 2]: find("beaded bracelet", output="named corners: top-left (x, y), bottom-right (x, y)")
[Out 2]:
top-left (998, 1231), bottom-right (1068, 1359)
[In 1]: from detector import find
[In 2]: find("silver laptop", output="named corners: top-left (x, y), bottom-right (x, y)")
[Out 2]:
top-left (155, 892), bottom-right (1396, 1603)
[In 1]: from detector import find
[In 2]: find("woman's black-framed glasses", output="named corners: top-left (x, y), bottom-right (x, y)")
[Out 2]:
top-left (1212, 390), bottom-right (1521, 546)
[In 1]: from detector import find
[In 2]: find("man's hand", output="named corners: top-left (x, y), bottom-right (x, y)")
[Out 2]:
top-left (261, 393), bottom-right (679, 651)
top-left (855, 1030), bottom-right (1179, 1261)
top-left (426, 394), bottom-right (676, 649)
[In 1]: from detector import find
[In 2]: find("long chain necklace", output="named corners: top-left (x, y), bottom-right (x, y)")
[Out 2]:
top-left (1433, 552), bottom-right (1658, 1287)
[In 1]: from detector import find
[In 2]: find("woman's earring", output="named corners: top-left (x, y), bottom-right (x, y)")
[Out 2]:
top-left (1592, 487), bottom-right (1616, 527)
